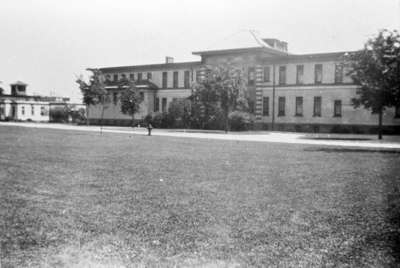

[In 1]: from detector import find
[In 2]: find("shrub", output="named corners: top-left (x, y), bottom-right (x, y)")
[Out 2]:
top-left (229, 111), bottom-right (252, 131)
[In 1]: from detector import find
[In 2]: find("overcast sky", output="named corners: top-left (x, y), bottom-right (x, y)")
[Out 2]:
top-left (0, 0), bottom-right (399, 102)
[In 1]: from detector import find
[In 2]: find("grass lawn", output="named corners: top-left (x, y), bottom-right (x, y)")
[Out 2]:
top-left (1, 126), bottom-right (399, 267)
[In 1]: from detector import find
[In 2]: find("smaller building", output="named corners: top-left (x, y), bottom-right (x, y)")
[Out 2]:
top-left (0, 81), bottom-right (72, 122)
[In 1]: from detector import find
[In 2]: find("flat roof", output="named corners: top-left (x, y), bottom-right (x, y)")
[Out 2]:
top-left (192, 46), bottom-right (289, 56)
top-left (99, 61), bottom-right (202, 73)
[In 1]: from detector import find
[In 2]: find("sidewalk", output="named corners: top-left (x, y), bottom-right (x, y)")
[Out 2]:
top-left (1, 122), bottom-right (400, 149)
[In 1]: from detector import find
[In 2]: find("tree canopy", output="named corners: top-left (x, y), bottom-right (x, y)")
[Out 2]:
top-left (119, 79), bottom-right (143, 125)
top-left (346, 29), bottom-right (400, 138)
top-left (190, 64), bottom-right (249, 131)
top-left (76, 69), bottom-right (107, 107)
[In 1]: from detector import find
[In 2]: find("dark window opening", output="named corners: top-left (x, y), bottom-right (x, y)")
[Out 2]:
top-left (173, 71), bottom-right (179, 88)
top-left (295, 97), bottom-right (303, 116)
top-left (279, 66), bottom-right (286, 85)
top-left (334, 100), bottom-right (342, 117)
top-left (262, 97), bottom-right (269, 116)
top-left (162, 98), bottom-right (167, 112)
top-left (162, 72), bottom-right (168, 88)
top-left (184, 71), bottom-right (190, 88)
top-left (315, 64), bottom-right (323, 84)
top-left (296, 65), bottom-right (304, 84)
top-left (154, 97), bottom-right (159, 112)
top-left (278, 97), bottom-right (285, 116)
top-left (335, 63), bottom-right (344, 84)
top-left (313, 96), bottom-right (322, 117)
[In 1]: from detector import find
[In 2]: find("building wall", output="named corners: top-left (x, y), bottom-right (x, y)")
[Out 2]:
top-left (0, 99), bottom-right (50, 121)
top-left (255, 64), bottom-right (400, 128)
top-left (88, 51), bottom-right (400, 132)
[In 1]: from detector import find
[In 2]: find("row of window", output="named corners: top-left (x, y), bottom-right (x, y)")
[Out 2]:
top-left (154, 97), bottom-right (168, 113)
top-left (107, 72), bottom-right (152, 82)
top-left (248, 63), bottom-right (346, 85)
top-left (107, 70), bottom-right (192, 89)
top-left (20, 105), bottom-right (46, 116)
top-left (262, 96), bottom-right (343, 117)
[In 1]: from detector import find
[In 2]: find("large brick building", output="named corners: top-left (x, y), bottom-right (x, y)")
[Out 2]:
top-left (88, 37), bottom-right (400, 133)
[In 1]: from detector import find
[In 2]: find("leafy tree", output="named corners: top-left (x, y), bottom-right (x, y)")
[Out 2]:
top-left (76, 69), bottom-right (107, 126)
top-left (119, 79), bottom-right (143, 127)
top-left (346, 29), bottom-right (400, 139)
top-left (168, 98), bottom-right (192, 128)
top-left (191, 65), bottom-right (249, 132)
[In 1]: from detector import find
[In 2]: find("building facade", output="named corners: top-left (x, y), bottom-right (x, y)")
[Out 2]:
top-left (0, 81), bottom-right (73, 122)
top-left (88, 38), bottom-right (400, 133)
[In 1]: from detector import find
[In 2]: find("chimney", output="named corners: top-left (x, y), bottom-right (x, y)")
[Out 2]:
top-left (165, 56), bottom-right (174, 64)
top-left (262, 38), bottom-right (288, 52)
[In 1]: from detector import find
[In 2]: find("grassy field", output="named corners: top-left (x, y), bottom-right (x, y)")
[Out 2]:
top-left (0, 126), bottom-right (399, 267)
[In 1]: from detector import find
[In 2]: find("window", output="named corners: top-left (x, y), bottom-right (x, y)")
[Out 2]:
top-left (173, 71), bottom-right (179, 88)
top-left (162, 72), bottom-right (168, 88)
top-left (21, 106), bottom-right (25, 115)
top-left (262, 97), bottom-right (269, 116)
top-left (121, 74), bottom-right (126, 80)
top-left (147, 72), bottom-right (152, 80)
top-left (295, 97), bottom-right (303, 116)
top-left (113, 92), bottom-right (118, 105)
top-left (162, 97), bottom-right (167, 112)
top-left (278, 97), bottom-right (285, 116)
top-left (154, 97), bottom-right (159, 112)
top-left (334, 100), bottom-right (342, 117)
top-left (184, 70), bottom-right (190, 88)
top-left (40, 106), bottom-right (45, 116)
top-left (113, 74), bottom-right (118, 82)
top-left (279, 66), bottom-right (286, 85)
top-left (296, 65), bottom-right (304, 84)
top-left (129, 73), bottom-right (134, 80)
top-left (313, 96), bottom-right (322, 117)
top-left (31, 105), bottom-right (34, 115)
top-left (248, 67), bottom-right (255, 86)
top-left (140, 92), bottom-right (144, 100)
top-left (263, 66), bottom-right (270, 82)
top-left (0, 107), bottom-right (4, 116)
top-left (106, 74), bottom-right (111, 81)
top-left (395, 106), bottom-right (400, 118)
top-left (335, 63), bottom-right (344, 84)
top-left (137, 73), bottom-right (142, 81)
top-left (314, 64), bottom-right (323, 84)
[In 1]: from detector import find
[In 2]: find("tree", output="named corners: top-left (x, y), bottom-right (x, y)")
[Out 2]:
top-left (76, 69), bottom-right (107, 127)
top-left (346, 29), bottom-right (400, 139)
top-left (191, 64), bottom-right (249, 132)
top-left (119, 79), bottom-right (143, 127)
top-left (168, 98), bottom-right (192, 128)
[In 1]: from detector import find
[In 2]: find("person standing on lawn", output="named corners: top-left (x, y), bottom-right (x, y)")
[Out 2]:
top-left (147, 123), bottom-right (153, 136)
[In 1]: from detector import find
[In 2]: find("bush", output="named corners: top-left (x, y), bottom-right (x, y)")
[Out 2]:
top-left (50, 109), bottom-right (69, 123)
top-left (229, 111), bottom-right (252, 131)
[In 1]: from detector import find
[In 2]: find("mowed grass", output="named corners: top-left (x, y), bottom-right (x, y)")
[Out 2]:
top-left (0, 126), bottom-right (400, 267)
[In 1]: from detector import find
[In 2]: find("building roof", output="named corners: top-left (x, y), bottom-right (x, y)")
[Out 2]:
top-left (10, 81), bottom-right (28, 86)
top-left (264, 51), bottom-right (356, 63)
top-left (192, 46), bottom-right (288, 57)
top-left (99, 61), bottom-right (202, 73)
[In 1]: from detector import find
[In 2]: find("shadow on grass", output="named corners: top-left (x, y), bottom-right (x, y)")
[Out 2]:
top-left (304, 147), bottom-right (400, 154)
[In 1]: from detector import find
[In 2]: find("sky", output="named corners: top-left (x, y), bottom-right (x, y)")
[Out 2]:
top-left (0, 0), bottom-right (399, 102)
